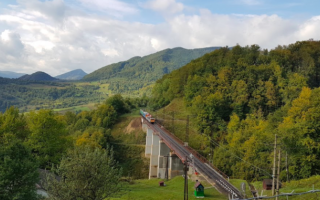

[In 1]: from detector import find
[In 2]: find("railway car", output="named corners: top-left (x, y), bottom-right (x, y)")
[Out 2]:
top-left (140, 109), bottom-right (156, 124)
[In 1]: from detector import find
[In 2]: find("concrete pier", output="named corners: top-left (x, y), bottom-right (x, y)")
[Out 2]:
top-left (142, 117), bottom-right (184, 179)
top-left (157, 140), bottom-right (171, 179)
top-left (145, 127), bottom-right (153, 158)
top-left (149, 130), bottom-right (160, 179)
top-left (169, 153), bottom-right (184, 178)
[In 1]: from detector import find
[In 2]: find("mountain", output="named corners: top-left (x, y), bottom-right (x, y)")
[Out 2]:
top-left (55, 69), bottom-right (87, 80)
top-left (18, 71), bottom-right (57, 81)
top-left (82, 46), bottom-right (221, 93)
top-left (0, 71), bottom-right (26, 78)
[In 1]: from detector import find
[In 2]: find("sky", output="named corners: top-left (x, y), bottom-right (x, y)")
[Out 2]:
top-left (0, 0), bottom-right (319, 76)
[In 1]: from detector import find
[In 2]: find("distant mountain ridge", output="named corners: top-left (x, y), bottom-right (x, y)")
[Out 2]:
top-left (0, 71), bottom-right (26, 78)
top-left (55, 69), bottom-right (87, 80)
top-left (82, 46), bottom-right (221, 93)
top-left (19, 71), bottom-right (57, 81)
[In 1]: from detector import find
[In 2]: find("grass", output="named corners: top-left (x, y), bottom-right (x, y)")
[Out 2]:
top-left (111, 176), bottom-right (226, 200)
top-left (111, 112), bottom-right (146, 145)
top-left (149, 98), bottom-right (211, 155)
top-left (75, 81), bottom-right (112, 94)
top-left (154, 98), bottom-right (192, 119)
top-left (110, 176), bottom-right (320, 200)
top-left (53, 103), bottom-right (96, 113)
top-left (120, 109), bottom-right (141, 118)
top-left (230, 176), bottom-right (320, 200)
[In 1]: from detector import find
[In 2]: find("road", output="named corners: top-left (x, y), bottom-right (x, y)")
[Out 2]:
top-left (144, 118), bottom-right (244, 199)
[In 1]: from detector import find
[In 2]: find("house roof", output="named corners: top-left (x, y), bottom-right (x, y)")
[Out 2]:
top-left (194, 182), bottom-right (203, 189)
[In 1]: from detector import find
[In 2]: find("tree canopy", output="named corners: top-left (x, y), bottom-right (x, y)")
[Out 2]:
top-left (0, 141), bottom-right (40, 200)
top-left (151, 41), bottom-right (320, 180)
top-left (46, 147), bottom-right (122, 200)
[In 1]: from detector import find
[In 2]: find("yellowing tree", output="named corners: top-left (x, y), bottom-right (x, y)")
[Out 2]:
top-left (76, 127), bottom-right (105, 148)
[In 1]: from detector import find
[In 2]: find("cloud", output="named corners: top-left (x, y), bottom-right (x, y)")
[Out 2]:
top-left (144, 0), bottom-right (184, 15)
top-left (0, 0), bottom-right (320, 76)
top-left (297, 16), bottom-right (320, 40)
top-left (17, 0), bottom-right (68, 22)
top-left (78, 0), bottom-right (138, 17)
top-left (0, 30), bottom-right (25, 58)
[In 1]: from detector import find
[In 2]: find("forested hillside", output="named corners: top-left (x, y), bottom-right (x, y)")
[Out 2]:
top-left (151, 41), bottom-right (320, 181)
top-left (19, 71), bottom-right (58, 81)
top-left (0, 78), bottom-right (101, 112)
top-left (55, 69), bottom-right (87, 80)
top-left (83, 46), bottom-right (220, 94)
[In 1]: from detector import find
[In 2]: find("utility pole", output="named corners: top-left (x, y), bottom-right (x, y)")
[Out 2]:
top-left (276, 148), bottom-right (281, 200)
top-left (186, 115), bottom-right (189, 143)
top-left (286, 152), bottom-right (290, 183)
top-left (183, 156), bottom-right (189, 200)
top-left (272, 134), bottom-right (277, 196)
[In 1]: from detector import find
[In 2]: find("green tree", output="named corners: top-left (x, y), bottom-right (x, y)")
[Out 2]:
top-left (46, 147), bottom-right (123, 200)
top-left (0, 106), bottom-right (29, 140)
top-left (0, 140), bottom-right (40, 200)
top-left (279, 87), bottom-right (320, 178)
top-left (91, 104), bottom-right (117, 128)
top-left (26, 109), bottom-right (71, 168)
top-left (105, 94), bottom-right (129, 115)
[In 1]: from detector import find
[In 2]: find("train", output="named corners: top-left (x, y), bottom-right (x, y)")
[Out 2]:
top-left (140, 109), bottom-right (156, 124)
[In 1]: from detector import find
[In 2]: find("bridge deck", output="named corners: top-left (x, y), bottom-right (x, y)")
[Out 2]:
top-left (142, 116), bottom-right (244, 199)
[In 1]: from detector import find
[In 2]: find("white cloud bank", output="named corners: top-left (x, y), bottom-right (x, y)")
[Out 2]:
top-left (0, 0), bottom-right (319, 76)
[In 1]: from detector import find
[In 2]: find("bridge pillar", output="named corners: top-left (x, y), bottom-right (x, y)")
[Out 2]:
top-left (169, 153), bottom-right (184, 178)
top-left (141, 118), bottom-right (148, 132)
top-left (157, 140), bottom-right (171, 179)
top-left (142, 122), bottom-right (184, 180)
top-left (149, 132), bottom-right (160, 179)
top-left (145, 127), bottom-right (153, 158)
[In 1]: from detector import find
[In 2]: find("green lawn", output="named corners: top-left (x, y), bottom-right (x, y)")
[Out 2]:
top-left (109, 175), bottom-right (320, 200)
top-left (112, 176), bottom-right (226, 200)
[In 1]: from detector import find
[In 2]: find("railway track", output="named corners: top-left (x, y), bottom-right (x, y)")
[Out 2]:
top-left (144, 118), bottom-right (243, 199)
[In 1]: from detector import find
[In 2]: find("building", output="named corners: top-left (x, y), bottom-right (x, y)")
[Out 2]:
top-left (263, 179), bottom-right (282, 190)
top-left (194, 180), bottom-right (204, 198)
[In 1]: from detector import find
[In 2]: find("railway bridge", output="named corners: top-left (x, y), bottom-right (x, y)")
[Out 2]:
top-left (141, 113), bottom-right (244, 199)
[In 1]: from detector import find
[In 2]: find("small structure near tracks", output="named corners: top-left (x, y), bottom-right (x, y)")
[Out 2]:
top-left (263, 179), bottom-right (282, 190)
top-left (194, 180), bottom-right (204, 198)
top-left (159, 181), bottom-right (164, 186)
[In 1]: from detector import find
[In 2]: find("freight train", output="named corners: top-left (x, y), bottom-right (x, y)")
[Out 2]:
top-left (140, 109), bottom-right (156, 124)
